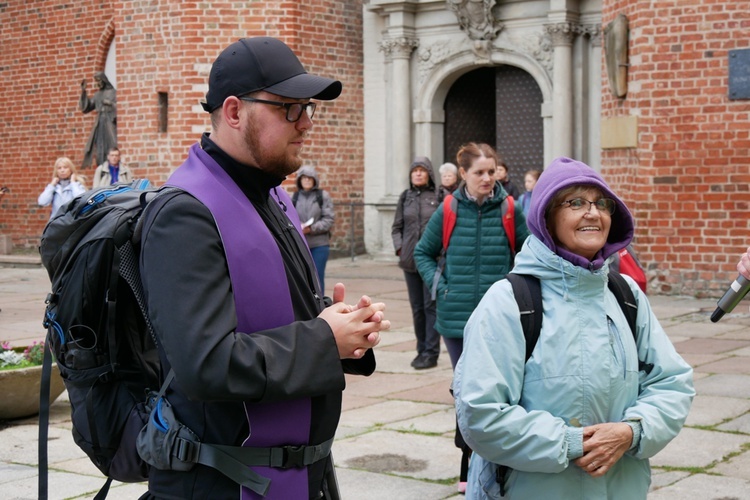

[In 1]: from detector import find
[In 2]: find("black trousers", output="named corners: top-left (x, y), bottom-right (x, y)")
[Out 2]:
top-left (403, 270), bottom-right (440, 359)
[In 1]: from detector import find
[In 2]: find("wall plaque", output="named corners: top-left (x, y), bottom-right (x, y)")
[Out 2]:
top-left (729, 49), bottom-right (750, 100)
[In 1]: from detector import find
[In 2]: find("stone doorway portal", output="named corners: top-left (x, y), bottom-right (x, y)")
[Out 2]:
top-left (444, 66), bottom-right (544, 194)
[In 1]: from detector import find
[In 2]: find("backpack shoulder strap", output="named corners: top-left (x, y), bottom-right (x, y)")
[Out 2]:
top-left (430, 195), bottom-right (457, 301)
top-left (506, 273), bottom-right (542, 362)
top-left (607, 270), bottom-right (654, 374)
top-left (442, 194), bottom-right (457, 251)
top-left (502, 195), bottom-right (516, 258)
top-left (291, 191), bottom-right (299, 207)
top-left (316, 190), bottom-right (324, 209)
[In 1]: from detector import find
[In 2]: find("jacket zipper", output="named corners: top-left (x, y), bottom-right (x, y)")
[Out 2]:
top-left (475, 209), bottom-right (482, 304)
top-left (608, 317), bottom-right (627, 379)
top-left (78, 185), bottom-right (133, 215)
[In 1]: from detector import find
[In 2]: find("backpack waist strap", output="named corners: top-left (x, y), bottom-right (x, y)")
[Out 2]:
top-left (177, 436), bottom-right (334, 470)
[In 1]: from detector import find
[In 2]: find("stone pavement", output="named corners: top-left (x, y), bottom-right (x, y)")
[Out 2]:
top-left (2, 255), bottom-right (750, 499)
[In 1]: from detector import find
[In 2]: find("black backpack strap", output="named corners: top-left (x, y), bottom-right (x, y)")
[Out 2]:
top-left (607, 271), bottom-right (654, 374)
top-left (38, 328), bottom-right (54, 500)
top-left (291, 191), bottom-right (299, 207)
top-left (506, 273), bottom-right (542, 362)
top-left (316, 189), bottom-right (324, 209)
top-left (495, 273), bottom-right (542, 494)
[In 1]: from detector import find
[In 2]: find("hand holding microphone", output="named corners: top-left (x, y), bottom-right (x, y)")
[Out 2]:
top-left (711, 248), bottom-right (750, 322)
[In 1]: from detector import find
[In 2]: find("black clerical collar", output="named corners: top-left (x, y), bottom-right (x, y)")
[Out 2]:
top-left (200, 133), bottom-right (284, 202)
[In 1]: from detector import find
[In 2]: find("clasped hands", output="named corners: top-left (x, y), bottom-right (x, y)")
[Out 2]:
top-left (318, 282), bottom-right (390, 360)
top-left (573, 422), bottom-right (633, 477)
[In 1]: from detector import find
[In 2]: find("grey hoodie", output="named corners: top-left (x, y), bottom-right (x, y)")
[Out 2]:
top-left (293, 166), bottom-right (335, 249)
top-left (391, 157), bottom-right (439, 273)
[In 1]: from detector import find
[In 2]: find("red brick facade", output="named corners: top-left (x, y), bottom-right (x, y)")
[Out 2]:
top-left (601, 1), bottom-right (750, 296)
top-left (0, 0), bottom-right (364, 252)
top-left (2, 1), bottom-right (748, 296)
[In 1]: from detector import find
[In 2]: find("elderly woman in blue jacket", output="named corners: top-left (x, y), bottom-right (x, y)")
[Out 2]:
top-left (454, 157), bottom-right (694, 499)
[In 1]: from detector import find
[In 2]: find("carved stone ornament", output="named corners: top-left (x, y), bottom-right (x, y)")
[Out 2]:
top-left (447, 0), bottom-right (503, 41)
top-left (604, 14), bottom-right (629, 97)
top-left (378, 37), bottom-right (420, 59)
top-left (509, 30), bottom-right (554, 73)
top-left (417, 40), bottom-right (462, 83)
top-left (544, 22), bottom-right (577, 46)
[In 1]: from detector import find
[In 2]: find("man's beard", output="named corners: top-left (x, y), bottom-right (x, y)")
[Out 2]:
top-left (243, 118), bottom-right (302, 178)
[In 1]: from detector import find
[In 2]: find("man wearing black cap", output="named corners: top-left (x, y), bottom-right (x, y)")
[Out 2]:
top-left (138, 37), bottom-right (389, 499)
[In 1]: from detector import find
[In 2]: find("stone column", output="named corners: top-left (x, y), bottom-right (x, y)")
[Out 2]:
top-left (379, 36), bottom-right (419, 195)
top-left (545, 23), bottom-right (576, 158)
top-left (586, 25), bottom-right (603, 167)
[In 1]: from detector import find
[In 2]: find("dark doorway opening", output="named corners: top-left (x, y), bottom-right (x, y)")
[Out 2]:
top-left (444, 66), bottom-right (544, 194)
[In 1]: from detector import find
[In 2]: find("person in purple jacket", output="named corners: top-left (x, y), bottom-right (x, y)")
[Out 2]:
top-left (138, 37), bottom-right (390, 500)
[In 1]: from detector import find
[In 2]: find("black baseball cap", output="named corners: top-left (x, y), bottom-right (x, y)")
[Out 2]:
top-left (201, 37), bottom-right (342, 112)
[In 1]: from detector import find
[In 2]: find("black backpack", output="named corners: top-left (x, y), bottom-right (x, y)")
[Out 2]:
top-left (38, 180), bottom-right (335, 499)
top-left (39, 180), bottom-right (166, 499)
top-left (506, 270), bottom-right (653, 374)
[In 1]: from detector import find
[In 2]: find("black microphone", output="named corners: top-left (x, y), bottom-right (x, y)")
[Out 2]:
top-left (711, 275), bottom-right (750, 322)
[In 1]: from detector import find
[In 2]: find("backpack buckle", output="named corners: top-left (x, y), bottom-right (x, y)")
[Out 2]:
top-left (280, 445), bottom-right (306, 469)
top-left (174, 437), bottom-right (200, 464)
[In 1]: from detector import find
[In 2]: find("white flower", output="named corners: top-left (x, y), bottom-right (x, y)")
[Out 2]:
top-left (0, 350), bottom-right (24, 367)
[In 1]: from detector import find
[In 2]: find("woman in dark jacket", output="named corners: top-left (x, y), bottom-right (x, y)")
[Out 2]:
top-left (293, 166), bottom-right (335, 293)
top-left (414, 142), bottom-right (529, 493)
top-left (392, 156), bottom-right (441, 370)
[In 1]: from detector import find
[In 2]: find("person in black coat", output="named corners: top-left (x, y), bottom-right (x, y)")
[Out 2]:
top-left (392, 156), bottom-right (441, 369)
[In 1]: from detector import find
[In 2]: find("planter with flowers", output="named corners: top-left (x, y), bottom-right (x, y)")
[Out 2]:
top-left (0, 341), bottom-right (65, 420)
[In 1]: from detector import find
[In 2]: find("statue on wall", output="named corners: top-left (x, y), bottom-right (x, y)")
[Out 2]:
top-left (447, 0), bottom-right (502, 41)
top-left (79, 72), bottom-right (117, 168)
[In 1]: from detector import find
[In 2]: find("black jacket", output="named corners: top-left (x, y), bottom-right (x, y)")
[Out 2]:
top-left (139, 135), bottom-right (374, 499)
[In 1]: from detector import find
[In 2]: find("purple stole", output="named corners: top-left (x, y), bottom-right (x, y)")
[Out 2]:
top-left (168, 143), bottom-right (311, 499)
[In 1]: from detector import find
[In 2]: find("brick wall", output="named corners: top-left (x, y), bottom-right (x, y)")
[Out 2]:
top-left (601, 0), bottom-right (750, 296)
top-left (0, 0), bottom-right (364, 255)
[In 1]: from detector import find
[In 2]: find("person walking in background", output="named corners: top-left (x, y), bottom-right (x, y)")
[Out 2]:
top-left (37, 157), bottom-right (86, 219)
top-left (494, 158), bottom-right (520, 200)
top-left (454, 157), bottom-right (693, 499)
top-left (438, 161), bottom-right (459, 201)
top-left (392, 157), bottom-right (441, 369)
top-left (92, 147), bottom-right (132, 187)
top-left (293, 165), bottom-right (335, 293)
top-left (518, 168), bottom-right (541, 217)
top-left (414, 142), bottom-right (529, 492)
top-left (138, 36), bottom-right (389, 499)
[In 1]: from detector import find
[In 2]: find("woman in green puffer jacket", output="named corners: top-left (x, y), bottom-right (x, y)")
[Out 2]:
top-left (414, 142), bottom-right (529, 492)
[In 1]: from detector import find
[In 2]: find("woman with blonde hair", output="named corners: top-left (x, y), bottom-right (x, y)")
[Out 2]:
top-left (38, 157), bottom-right (86, 219)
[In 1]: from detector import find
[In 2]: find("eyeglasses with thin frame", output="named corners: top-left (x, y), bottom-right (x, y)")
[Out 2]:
top-left (238, 96), bottom-right (316, 122)
top-left (559, 197), bottom-right (616, 216)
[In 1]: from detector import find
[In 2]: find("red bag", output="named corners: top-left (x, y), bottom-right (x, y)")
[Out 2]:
top-left (616, 246), bottom-right (647, 293)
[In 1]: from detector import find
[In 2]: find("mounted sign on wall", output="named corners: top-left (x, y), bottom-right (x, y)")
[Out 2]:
top-left (728, 49), bottom-right (750, 100)
top-left (604, 13), bottom-right (629, 98)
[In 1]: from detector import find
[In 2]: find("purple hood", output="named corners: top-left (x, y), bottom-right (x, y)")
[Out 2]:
top-left (526, 157), bottom-right (634, 269)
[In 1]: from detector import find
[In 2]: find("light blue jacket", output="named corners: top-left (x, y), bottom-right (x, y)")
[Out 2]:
top-left (454, 235), bottom-right (694, 499)
top-left (37, 180), bottom-right (86, 219)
